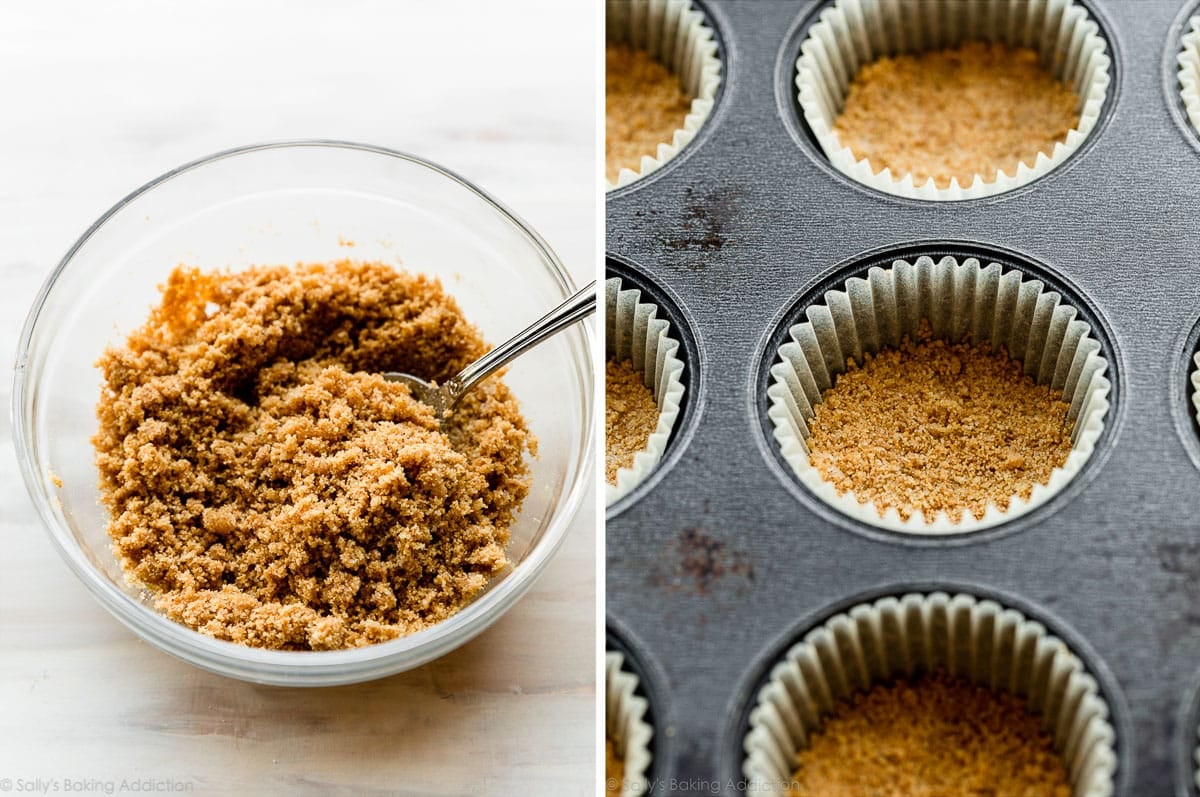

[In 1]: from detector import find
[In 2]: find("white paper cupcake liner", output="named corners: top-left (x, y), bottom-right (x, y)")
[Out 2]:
top-left (1190, 352), bottom-right (1200, 430)
top-left (743, 591), bottom-right (1118, 796)
top-left (606, 0), bottom-right (721, 191)
top-left (766, 255), bottom-right (1111, 533)
top-left (607, 651), bottom-right (654, 797)
top-left (796, 0), bottom-right (1112, 200)
top-left (606, 276), bottom-right (686, 506)
top-left (1180, 15), bottom-right (1200, 139)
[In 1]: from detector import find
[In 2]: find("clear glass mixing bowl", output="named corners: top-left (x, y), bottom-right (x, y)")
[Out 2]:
top-left (11, 141), bottom-right (594, 685)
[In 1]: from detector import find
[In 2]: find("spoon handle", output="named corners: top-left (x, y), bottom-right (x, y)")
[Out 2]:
top-left (450, 280), bottom-right (597, 400)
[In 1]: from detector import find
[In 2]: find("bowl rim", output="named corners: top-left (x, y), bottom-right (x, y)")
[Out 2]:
top-left (10, 139), bottom-right (595, 685)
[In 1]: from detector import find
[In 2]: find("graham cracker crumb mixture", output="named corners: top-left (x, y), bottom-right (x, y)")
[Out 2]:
top-left (606, 41), bottom-right (692, 183)
top-left (93, 260), bottom-right (534, 650)
top-left (605, 359), bottom-right (659, 485)
top-left (833, 41), bottom-right (1079, 189)
top-left (807, 322), bottom-right (1073, 522)
top-left (605, 737), bottom-right (624, 797)
top-left (788, 672), bottom-right (1071, 797)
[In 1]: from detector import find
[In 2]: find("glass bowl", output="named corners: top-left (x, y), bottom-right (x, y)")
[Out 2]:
top-left (11, 141), bottom-right (594, 686)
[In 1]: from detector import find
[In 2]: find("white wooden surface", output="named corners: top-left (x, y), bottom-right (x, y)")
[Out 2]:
top-left (0, 2), bottom-right (597, 795)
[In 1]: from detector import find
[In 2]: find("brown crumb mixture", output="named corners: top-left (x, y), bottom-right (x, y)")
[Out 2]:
top-left (788, 672), bottom-right (1071, 797)
top-left (807, 322), bottom-right (1072, 522)
top-left (605, 737), bottom-right (624, 797)
top-left (833, 41), bottom-right (1079, 189)
top-left (606, 359), bottom-right (659, 484)
top-left (93, 260), bottom-right (534, 650)
top-left (606, 41), bottom-right (692, 182)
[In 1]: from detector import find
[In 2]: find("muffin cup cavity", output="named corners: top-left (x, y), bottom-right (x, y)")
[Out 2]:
top-left (606, 0), bottom-right (721, 191)
top-left (606, 276), bottom-right (686, 506)
top-left (742, 591), bottom-right (1118, 796)
top-left (795, 0), bottom-right (1112, 200)
top-left (766, 254), bottom-right (1111, 534)
top-left (1180, 15), bottom-right (1200, 139)
top-left (607, 650), bottom-right (654, 797)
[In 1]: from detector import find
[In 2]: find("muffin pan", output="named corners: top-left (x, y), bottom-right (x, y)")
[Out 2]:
top-left (606, 0), bottom-right (1200, 793)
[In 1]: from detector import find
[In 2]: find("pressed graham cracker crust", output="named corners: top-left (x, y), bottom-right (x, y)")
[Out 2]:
top-left (94, 260), bottom-right (534, 650)
top-left (788, 672), bottom-right (1071, 797)
top-left (807, 322), bottom-right (1073, 523)
top-left (605, 359), bottom-right (659, 485)
top-left (606, 41), bottom-right (693, 183)
top-left (833, 41), bottom-right (1080, 189)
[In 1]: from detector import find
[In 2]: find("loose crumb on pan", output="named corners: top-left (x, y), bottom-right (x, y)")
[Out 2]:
top-left (807, 321), bottom-right (1073, 523)
top-left (605, 737), bottom-right (624, 797)
top-left (787, 671), bottom-right (1071, 797)
top-left (833, 41), bottom-right (1080, 189)
top-left (605, 359), bottom-right (659, 485)
top-left (606, 41), bottom-right (693, 183)
top-left (93, 260), bottom-right (534, 650)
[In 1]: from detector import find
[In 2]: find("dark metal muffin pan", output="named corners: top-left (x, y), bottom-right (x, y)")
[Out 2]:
top-left (605, 1), bottom-right (1200, 794)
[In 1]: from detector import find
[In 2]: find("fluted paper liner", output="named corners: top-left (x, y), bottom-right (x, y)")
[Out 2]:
top-left (606, 0), bottom-right (721, 191)
top-left (607, 651), bottom-right (653, 797)
top-left (606, 276), bottom-right (686, 506)
top-left (796, 0), bottom-right (1112, 200)
top-left (766, 255), bottom-right (1110, 533)
top-left (743, 592), bottom-right (1117, 796)
top-left (1179, 15), bottom-right (1200, 138)
top-left (1190, 351), bottom-right (1200, 430)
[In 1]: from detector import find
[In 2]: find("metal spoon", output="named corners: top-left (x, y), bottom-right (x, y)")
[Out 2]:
top-left (385, 280), bottom-right (596, 420)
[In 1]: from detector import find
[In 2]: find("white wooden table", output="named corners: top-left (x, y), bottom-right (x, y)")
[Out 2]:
top-left (0, 2), bottom-right (597, 794)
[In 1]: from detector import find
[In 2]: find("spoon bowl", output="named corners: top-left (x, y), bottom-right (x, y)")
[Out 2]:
top-left (385, 280), bottom-right (596, 421)
top-left (384, 372), bottom-right (461, 421)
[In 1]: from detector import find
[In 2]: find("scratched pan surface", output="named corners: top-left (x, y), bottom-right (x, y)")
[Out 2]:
top-left (605, 1), bottom-right (1200, 795)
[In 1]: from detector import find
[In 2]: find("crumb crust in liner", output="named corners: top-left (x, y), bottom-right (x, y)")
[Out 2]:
top-left (606, 0), bottom-right (721, 190)
top-left (766, 255), bottom-right (1111, 533)
top-left (607, 650), bottom-right (654, 797)
top-left (742, 591), bottom-right (1118, 797)
top-left (606, 276), bottom-right (685, 506)
top-left (796, 0), bottom-right (1112, 200)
